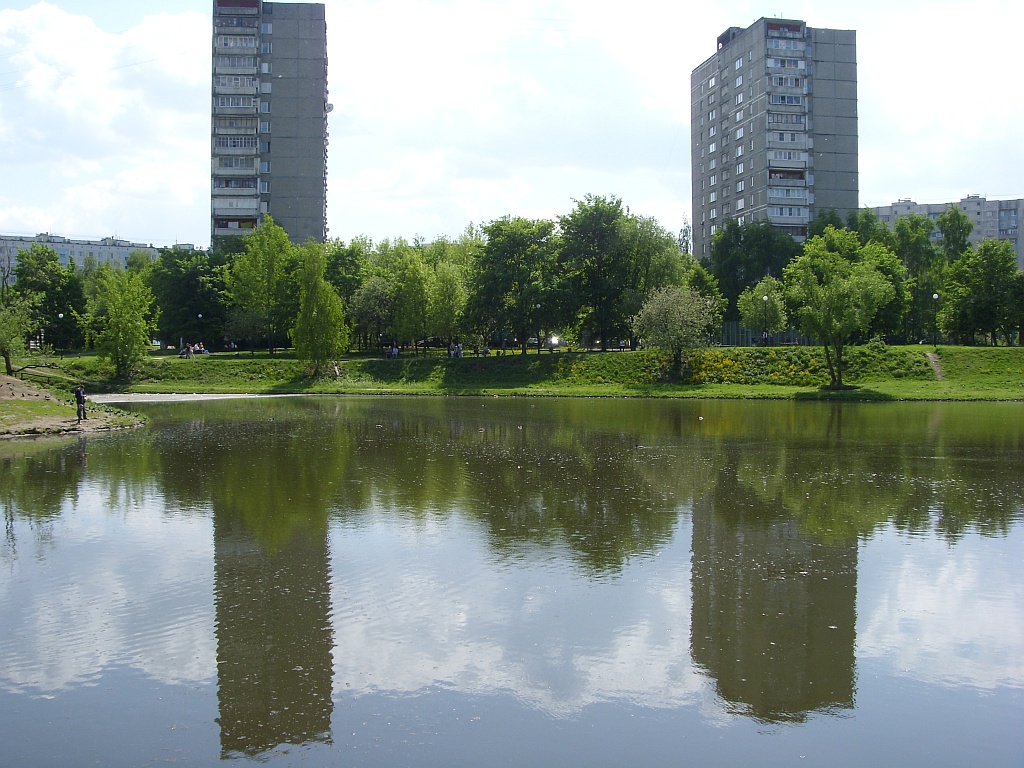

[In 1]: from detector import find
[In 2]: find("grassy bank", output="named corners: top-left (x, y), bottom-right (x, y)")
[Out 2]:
top-left (29, 344), bottom-right (1024, 401)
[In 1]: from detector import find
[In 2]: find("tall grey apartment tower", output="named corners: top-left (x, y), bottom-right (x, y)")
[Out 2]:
top-left (690, 19), bottom-right (857, 258)
top-left (211, 0), bottom-right (328, 244)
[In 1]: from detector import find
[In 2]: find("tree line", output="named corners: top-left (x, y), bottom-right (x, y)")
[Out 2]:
top-left (1, 195), bottom-right (1021, 386)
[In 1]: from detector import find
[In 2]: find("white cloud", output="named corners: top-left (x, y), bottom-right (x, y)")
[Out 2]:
top-left (0, 0), bottom-right (1022, 247)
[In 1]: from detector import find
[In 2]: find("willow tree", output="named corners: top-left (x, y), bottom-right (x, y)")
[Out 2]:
top-left (291, 242), bottom-right (348, 375)
top-left (784, 228), bottom-right (894, 388)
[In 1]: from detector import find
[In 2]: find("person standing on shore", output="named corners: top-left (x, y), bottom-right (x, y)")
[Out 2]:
top-left (74, 384), bottom-right (87, 423)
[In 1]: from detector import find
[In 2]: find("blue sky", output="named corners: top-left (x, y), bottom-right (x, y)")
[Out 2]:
top-left (1, 0), bottom-right (1022, 248)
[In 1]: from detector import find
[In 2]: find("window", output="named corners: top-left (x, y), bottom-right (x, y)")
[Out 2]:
top-left (261, 42), bottom-right (272, 54)
top-left (215, 75), bottom-right (257, 88)
top-left (735, 92), bottom-right (744, 105)
top-left (261, 62), bottom-right (272, 74)
top-left (735, 145), bottom-right (744, 158)
top-left (736, 162), bottom-right (745, 174)
top-left (736, 199), bottom-right (745, 211)
top-left (214, 136), bottom-right (258, 148)
top-left (260, 180), bottom-right (270, 193)
top-left (710, 225), bottom-right (718, 236)
top-left (708, 93), bottom-right (716, 105)
top-left (708, 142), bottom-right (716, 153)
top-left (709, 208), bottom-right (717, 220)
top-left (215, 96), bottom-right (258, 108)
top-left (709, 108), bottom-right (716, 120)
top-left (769, 187), bottom-right (808, 198)
top-left (217, 35), bottom-right (257, 48)
top-left (769, 206), bottom-right (807, 217)
top-left (259, 160), bottom-right (271, 173)
top-left (215, 116), bottom-right (257, 129)
top-left (708, 158), bottom-right (717, 170)
top-left (769, 94), bottom-right (803, 105)
top-left (261, 101), bottom-right (271, 113)
top-left (735, 127), bottom-right (744, 140)
top-left (709, 192), bottom-right (717, 203)
top-left (708, 76), bottom-right (716, 88)
top-left (734, 110), bottom-right (743, 123)
top-left (709, 174), bottom-right (717, 186)
top-left (261, 22), bottom-right (272, 34)
top-left (215, 55), bottom-right (256, 68)
top-left (768, 112), bottom-right (805, 125)
top-left (768, 39), bottom-right (804, 51)
top-left (218, 156), bottom-right (255, 168)
top-left (735, 57), bottom-right (743, 70)
top-left (260, 82), bottom-right (271, 93)
top-left (260, 141), bottom-right (270, 153)
top-left (709, 125), bottom-right (716, 137)
top-left (736, 180), bottom-right (744, 193)
top-left (735, 75), bottom-right (743, 87)
top-left (259, 121), bottom-right (270, 133)
top-left (772, 76), bottom-right (802, 87)
top-left (215, 177), bottom-right (256, 189)
top-left (767, 57), bottom-right (805, 70)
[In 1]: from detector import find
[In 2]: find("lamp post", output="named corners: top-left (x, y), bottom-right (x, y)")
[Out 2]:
top-left (932, 293), bottom-right (939, 348)
top-left (762, 294), bottom-right (769, 346)
top-left (57, 313), bottom-right (64, 359)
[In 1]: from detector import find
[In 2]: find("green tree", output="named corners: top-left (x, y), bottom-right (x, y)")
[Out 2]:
top-left (0, 295), bottom-right (37, 375)
top-left (807, 207), bottom-right (845, 239)
top-left (632, 285), bottom-right (717, 368)
top-left (391, 251), bottom-right (431, 352)
top-left (617, 215), bottom-right (687, 332)
top-left (705, 219), bottom-right (801, 320)
top-left (12, 244), bottom-right (85, 350)
top-left (148, 246), bottom-right (228, 349)
top-left (325, 236), bottom-right (370, 305)
top-left (226, 215), bottom-right (295, 354)
top-left (428, 260), bottom-right (467, 344)
top-left (558, 195), bottom-right (629, 349)
top-left (349, 274), bottom-right (394, 350)
top-left (290, 242), bottom-right (349, 375)
top-left (892, 213), bottom-right (941, 341)
top-left (737, 276), bottom-right (787, 341)
top-left (938, 239), bottom-right (1019, 345)
top-left (683, 260), bottom-right (727, 339)
top-left (469, 216), bottom-right (556, 352)
top-left (83, 269), bottom-right (157, 379)
top-left (784, 228), bottom-right (895, 388)
top-left (936, 205), bottom-right (974, 262)
top-left (845, 208), bottom-right (895, 248)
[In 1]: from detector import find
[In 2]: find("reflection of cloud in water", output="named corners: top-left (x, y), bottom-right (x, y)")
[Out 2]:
top-left (329, 516), bottom-right (707, 717)
top-left (858, 530), bottom-right (1024, 690)
top-left (0, 487), bottom-right (217, 695)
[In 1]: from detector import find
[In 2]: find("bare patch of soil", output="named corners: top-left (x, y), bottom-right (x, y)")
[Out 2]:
top-left (0, 375), bottom-right (143, 438)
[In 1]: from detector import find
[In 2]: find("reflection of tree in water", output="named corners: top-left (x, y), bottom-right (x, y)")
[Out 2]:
top-left (1, 437), bottom-right (88, 563)
top-left (690, 444), bottom-right (857, 723)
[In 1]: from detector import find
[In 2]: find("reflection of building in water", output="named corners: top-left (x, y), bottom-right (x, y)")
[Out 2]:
top-left (690, 472), bottom-right (856, 722)
top-left (213, 516), bottom-right (334, 757)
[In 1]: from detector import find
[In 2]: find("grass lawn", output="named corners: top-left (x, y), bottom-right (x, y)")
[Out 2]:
top-left (15, 344), bottom-right (1024, 401)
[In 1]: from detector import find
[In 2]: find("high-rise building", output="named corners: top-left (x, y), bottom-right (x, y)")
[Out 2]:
top-left (869, 195), bottom-right (1023, 268)
top-left (690, 19), bottom-right (858, 258)
top-left (211, 0), bottom-right (328, 245)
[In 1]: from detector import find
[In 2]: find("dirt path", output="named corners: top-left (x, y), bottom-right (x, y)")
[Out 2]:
top-left (925, 351), bottom-right (944, 380)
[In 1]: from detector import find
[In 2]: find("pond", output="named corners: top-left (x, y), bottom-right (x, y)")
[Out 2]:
top-left (1, 396), bottom-right (1022, 767)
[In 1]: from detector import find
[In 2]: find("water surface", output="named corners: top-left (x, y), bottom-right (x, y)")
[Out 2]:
top-left (2, 397), bottom-right (1022, 766)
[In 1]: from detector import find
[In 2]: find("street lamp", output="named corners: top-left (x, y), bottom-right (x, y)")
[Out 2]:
top-left (762, 294), bottom-right (769, 346)
top-left (932, 293), bottom-right (939, 347)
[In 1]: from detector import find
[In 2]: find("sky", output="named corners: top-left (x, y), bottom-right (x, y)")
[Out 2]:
top-left (1, 0), bottom-right (1022, 250)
